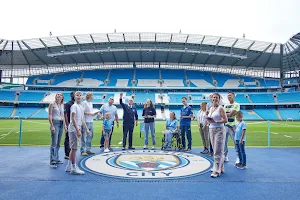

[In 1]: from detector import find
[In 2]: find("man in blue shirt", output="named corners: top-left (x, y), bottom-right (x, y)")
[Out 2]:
top-left (120, 93), bottom-right (138, 150)
top-left (180, 97), bottom-right (193, 152)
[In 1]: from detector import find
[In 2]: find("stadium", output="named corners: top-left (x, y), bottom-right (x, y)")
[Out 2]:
top-left (1, 32), bottom-right (300, 199)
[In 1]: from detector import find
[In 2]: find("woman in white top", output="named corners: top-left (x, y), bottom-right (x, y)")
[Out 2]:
top-left (207, 93), bottom-right (228, 178)
top-left (198, 102), bottom-right (210, 154)
top-left (48, 92), bottom-right (67, 169)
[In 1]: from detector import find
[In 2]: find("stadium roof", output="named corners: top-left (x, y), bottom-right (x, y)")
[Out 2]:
top-left (0, 32), bottom-right (299, 76)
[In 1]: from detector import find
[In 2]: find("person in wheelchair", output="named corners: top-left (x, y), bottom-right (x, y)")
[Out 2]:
top-left (162, 112), bottom-right (179, 150)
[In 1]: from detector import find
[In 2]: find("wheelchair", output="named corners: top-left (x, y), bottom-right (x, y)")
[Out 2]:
top-left (161, 129), bottom-right (183, 151)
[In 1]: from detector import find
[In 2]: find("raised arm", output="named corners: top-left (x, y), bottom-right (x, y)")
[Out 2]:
top-left (119, 93), bottom-right (126, 109)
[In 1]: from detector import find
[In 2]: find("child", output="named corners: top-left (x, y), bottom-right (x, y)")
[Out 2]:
top-left (162, 112), bottom-right (178, 149)
top-left (103, 112), bottom-right (113, 153)
top-left (65, 91), bottom-right (90, 175)
top-left (234, 111), bottom-right (247, 169)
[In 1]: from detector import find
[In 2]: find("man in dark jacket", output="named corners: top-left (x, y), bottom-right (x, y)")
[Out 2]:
top-left (64, 92), bottom-right (75, 159)
top-left (120, 93), bottom-right (138, 150)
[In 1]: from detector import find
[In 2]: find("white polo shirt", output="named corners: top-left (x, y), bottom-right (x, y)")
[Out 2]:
top-left (82, 100), bottom-right (94, 123)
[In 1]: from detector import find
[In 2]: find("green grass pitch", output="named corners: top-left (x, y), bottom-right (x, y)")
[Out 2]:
top-left (0, 119), bottom-right (299, 147)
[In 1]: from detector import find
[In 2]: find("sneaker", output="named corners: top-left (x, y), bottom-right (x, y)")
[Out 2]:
top-left (104, 149), bottom-right (110, 153)
top-left (50, 163), bottom-right (57, 169)
top-left (152, 146), bottom-right (156, 150)
top-left (128, 147), bottom-right (135, 150)
top-left (109, 148), bottom-right (113, 151)
top-left (143, 145), bottom-right (148, 149)
top-left (235, 163), bottom-right (240, 168)
top-left (56, 160), bottom-right (63, 164)
top-left (224, 156), bottom-right (229, 162)
top-left (70, 166), bottom-right (85, 175)
top-left (81, 152), bottom-right (88, 156)
top-left (185, 148), bottom-right (192, 152)
top-left (65, 165), bottom-right (71, 172)
top-left (201, 149), bottom-right (209, 154)
top-left (64, 156), bottom-right (69, 160)
top-left (237, 164), bottom-right (247, 169)
top-left (100, 145), bottom-right (104, 149)
top-left (235, 157), bottom-right (240, 164)
top-left (86, 151), bottom-right (95, 155)
top-left (208, 152), bottom-right (214, 156)
top-left (122, 147), bottom-right (126, 150)
top-left (210, 172), bottom-right (219, 178)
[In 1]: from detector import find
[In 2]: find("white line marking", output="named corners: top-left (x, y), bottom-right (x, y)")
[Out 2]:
top-left (284, 135), bottom-right (292, 138)
top-left (0, 129), bottom-right (15, 140)
top-left (24, 120), bottom-right (48, 125)
top-left (0, 128), bottom-right (16, 130)
top-left (270, 121), bottom-right (300, 128)
top-left (118, 141), bottom-right (123, 145)
top-left (272, 132), bottom-right (279, 135)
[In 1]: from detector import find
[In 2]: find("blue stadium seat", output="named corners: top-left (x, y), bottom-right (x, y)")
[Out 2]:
top-left (278, 108), bottom-right (300, 120)
top-left (0, 91), bottom-right (16, 101)
top-left (277, 92), bottom-right (300, 103)
top-left (248, 94), bottom-right (275, 103)
top-left (18, 91), bottom-right (45, 102)
top-left (253, 108), bottom-right (279, 120)
top-left (14, 107), bottom-right (41, 118)
top-left (108, 69), bottom-right (134, 86)
top-left (0, 106), bottom-right (14, 118)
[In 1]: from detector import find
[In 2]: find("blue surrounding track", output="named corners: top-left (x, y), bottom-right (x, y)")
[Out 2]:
top-left (1, 147), bottom-right (300, 200)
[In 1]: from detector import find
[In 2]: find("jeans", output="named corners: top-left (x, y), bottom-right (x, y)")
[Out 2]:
top-left (224, 125), bottom-right (236, 157)
top-left (50, 120), bottom-right (64, 164)
top-left (100, 124), bottom-right (114, 148)
top-left (180, 126), bottom-right (192, 149)
top-left (163, 130), bottom-right (173, 147)
top-left (235, 140), bottom-right (246, 165)
top-left (210, 127), bottom-right (226, 174)
top-left (81, 122), bottom-right (94, 153)
top-left (144, 122), bottom-right (156, 146)
top-left (123, 123), bottom-right (134, 148)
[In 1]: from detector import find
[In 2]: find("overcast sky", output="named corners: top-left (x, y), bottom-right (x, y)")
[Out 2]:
top-left (1, 0), bottom-right (299, 43)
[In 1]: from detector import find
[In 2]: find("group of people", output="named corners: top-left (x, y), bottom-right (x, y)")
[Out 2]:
top-left (48, 92), bottom-right (139, 175)
top-left (48, 91), bottom-right (247, 178)
top-left (197, 92), bottom-right (247, 178)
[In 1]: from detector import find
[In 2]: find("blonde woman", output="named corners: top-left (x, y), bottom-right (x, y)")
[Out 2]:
top-left (48, 93), bottom-right (67, 169)
top-left (207, 93), bottom-right (228, 178)
top-left (142, 99), bottom-right (156, 149)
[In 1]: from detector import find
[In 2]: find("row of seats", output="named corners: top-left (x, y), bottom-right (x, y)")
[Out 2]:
top-left (26, 69), bottom-right (280, 88)
top-left (0, 106), bottom-right (299, 120)
top-left (1, 90), bottom-right (299, 104)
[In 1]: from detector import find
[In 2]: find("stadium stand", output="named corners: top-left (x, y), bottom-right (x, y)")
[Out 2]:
top-left (108, 69), bottom-right (134, 87)
top-left (17, 91), bottom-right (45, 102)
top-left (278, 108), bottom-right (300, 120)
top-left (248, 94), bottom-right (275, 103)
top-left (277, 92), bottom-right (300, 103)
top-left (0, 90), bottom-right (16, 101)
top-left (253, 108), bottom-right (279, 120)
top-left (14, 107), bottom-right (41, 118)
top-left (0, 106), bottom-right (14, 118)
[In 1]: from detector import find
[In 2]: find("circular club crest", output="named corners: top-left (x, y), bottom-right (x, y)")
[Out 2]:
top-left (80, 150), bottom-right (213, 179)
